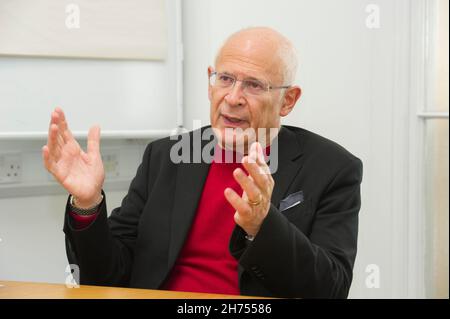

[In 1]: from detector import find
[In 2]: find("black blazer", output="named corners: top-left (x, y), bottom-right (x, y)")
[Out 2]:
top-left (64, 125), bottom-right (363, 298)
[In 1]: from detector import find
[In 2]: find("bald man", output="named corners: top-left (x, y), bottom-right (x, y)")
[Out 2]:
top-left (43, 27), bottom-right (362, 298)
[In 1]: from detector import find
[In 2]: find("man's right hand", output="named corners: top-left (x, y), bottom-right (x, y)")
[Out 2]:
top-left (42, 107), bottom-right (105, 209)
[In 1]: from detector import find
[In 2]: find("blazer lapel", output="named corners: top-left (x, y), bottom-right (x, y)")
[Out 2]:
top-left (167, 128), bottom-right (214, 269)
top-left (270, 126), bottom-right (304, 207)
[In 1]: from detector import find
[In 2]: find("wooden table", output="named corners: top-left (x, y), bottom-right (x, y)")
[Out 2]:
top-left (0, 281), bottom-right (262, 299)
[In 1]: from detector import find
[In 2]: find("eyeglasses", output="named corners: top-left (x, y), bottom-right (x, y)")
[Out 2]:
top-left (209, 72), bottom-right (291, 96)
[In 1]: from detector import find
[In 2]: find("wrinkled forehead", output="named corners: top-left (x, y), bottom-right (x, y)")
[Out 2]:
top-left (215, 36), bottom-right (283, 83)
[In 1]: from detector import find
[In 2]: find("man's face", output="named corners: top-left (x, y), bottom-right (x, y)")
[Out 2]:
top-left (208, 38), bottom-right (287, 152)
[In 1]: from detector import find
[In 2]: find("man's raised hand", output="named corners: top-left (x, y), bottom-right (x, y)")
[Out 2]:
top-left (42, 108), bottom-right (104, 208)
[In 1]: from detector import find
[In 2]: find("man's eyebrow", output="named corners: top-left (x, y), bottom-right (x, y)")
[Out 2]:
top-left (245, 76), bottom-right (264, 82)
top-left (219, 71), bottom-right (264, 82)
top-left (218, 71), bottom-right (234, 76)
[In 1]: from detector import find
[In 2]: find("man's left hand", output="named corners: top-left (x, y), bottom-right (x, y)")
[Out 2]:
top-left (224, 142), bottom-right (274, 238)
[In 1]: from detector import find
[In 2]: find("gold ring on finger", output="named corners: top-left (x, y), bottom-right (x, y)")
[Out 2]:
top-left (247, 193), bottom-right (262, 206)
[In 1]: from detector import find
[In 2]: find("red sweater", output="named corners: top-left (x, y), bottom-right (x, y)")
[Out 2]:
top-left (70, 148), bottom-right (244, 295)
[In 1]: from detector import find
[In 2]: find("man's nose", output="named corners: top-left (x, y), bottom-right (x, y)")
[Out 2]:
top-left (224, 81), bottom-right (245, 106)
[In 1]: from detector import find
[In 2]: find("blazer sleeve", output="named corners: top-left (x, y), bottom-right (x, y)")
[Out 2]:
top-left (230, 157), bottom-right (363, 298)
top-left (63, 142), bottom-right (152, 287)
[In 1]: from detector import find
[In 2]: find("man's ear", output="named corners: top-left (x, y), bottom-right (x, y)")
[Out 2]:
top-left (279, 86), bottom-right (301, 117)
top-left (207, 66), bottom-right (214, 101)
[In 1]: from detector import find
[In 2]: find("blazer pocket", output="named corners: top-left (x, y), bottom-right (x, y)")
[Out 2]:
top-left (279, 191), bottom-right (304, 212)
top-left (279, 197), bottom-right (313, 236)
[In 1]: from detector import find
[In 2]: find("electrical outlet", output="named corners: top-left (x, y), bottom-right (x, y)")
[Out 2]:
top-left (101, 150), bottom-right (120, 178)
top-left (0, 153), bottom-right (22, 184)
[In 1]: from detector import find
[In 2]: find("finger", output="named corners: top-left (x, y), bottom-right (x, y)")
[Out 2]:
top-left (47, 111), bottom-right (65, 148)
top-left (47, 111), bottom-right (58, 148)
top-left (80, 150), bottom-right (90, 163)
top-left (224, 187), bottom-right (252, 218)
top-left (56, 133), bottom-right (65, 149)
top-left (247, 142), bottom-right (258, 164)
top-left (249, 142), bottom-right (267, 168)
top-left (48, 109), bottom-right (59, 128)
top-left (47, 123), bottom-right (62, 160)
top-left (242, 156), bottom-right (271, 193)
top-left (254, 142), bottom-right (267, 166)
top-left (55, 108), bottom-right (74, 144)
top-left (233, 168), bottom-right (261, 203)
top-left (246, 142), bottom-right (269, 174)
top-left (54, 107), bottom-right (66, 122)
top-left (87, 125), bottom-right (101, 156)
top-left (42, 145), bottom-right (56, 173)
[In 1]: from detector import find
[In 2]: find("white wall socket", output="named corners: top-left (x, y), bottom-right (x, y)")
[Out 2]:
top-left (0, 153), bottom-right (22, 184)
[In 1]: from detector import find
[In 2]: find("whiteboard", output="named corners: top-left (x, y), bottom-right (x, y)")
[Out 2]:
top-left (0, 0), bottom-right (167, 60)
top-left (0, 0), bottom-right (181, 138)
